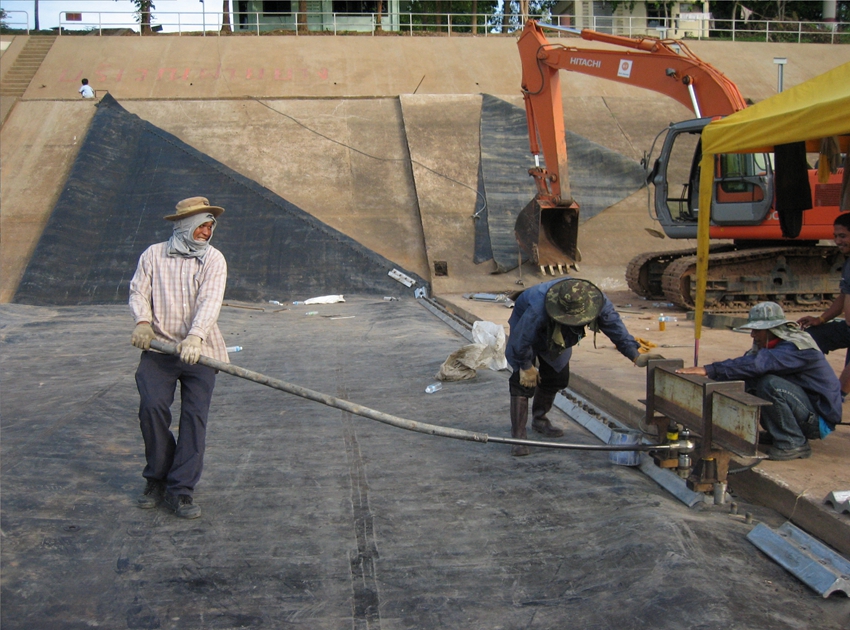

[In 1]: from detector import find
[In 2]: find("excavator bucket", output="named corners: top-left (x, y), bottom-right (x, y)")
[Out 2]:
top-left (515, 198), bottom-right (581, 274)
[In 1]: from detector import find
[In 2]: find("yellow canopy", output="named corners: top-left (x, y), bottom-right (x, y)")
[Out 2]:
top-left (694, 62), bottom-right (850, 358)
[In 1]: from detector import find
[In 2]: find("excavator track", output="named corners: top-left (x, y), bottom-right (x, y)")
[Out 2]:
top-left (659, 246), bottom-right (844, 312)
top-left (626, 245), bottom-right (736, 299)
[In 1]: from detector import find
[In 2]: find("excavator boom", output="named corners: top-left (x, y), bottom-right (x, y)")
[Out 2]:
top-left (516, 19), bottom-right (746, 273)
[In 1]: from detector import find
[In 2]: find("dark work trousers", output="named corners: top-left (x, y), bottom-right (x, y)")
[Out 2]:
top-left (135, 351), bottom-right (216, 497)
top-left (509, 357), bottom-right (570, 398)
top-left (806, 320), bottom-right (850, 367)
top-left (754, 374), bottom-right (820, 450)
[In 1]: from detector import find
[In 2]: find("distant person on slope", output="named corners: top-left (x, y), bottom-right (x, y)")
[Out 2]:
top-left (79, 78), bottom-right (95, 98)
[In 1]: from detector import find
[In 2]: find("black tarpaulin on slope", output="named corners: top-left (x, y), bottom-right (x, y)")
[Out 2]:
top-left (477, 94), bottom-right (647, 273)
top-left (14, 94), bottom-right (428, 306)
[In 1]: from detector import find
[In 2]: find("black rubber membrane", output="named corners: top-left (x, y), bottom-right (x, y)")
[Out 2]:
top-left (13, 94), bottom-right (427, 306)
top-left (2, 300), bottom-right (847, 629)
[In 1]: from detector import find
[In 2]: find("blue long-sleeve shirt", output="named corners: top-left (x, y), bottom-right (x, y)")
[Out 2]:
top-left (705, 341), bottom-right (842, 427)
top-left (506, 278), bottom-right (640, 372)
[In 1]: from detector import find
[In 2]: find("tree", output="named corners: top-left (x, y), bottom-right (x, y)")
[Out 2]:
top-left (403, 1), bottom-right (500, 33)
top-left (121, 0), bottom-right (155, 35)
top-left (221, 0), bottom-right (231, 33)
top-left (298, 0), bottom-right (307, 34)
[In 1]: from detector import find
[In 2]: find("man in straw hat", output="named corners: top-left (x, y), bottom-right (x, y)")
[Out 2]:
top-left (678, 302), bottom-right (841, 461)
top-left (505, 277), bottom-right (660, 456)
top-left (129, 196), bottom-right (228, 518)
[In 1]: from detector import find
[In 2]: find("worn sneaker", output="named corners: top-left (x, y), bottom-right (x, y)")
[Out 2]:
top-left (136, 479), bottom-right (165, 509)
top-left (767, 442), bottom-right (812, 461)
top-left (164, 493), bottom-right (202, 519)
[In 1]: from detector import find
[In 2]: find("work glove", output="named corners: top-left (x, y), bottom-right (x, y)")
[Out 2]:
top-left (634, 353), bottom-right (665, 368)
top-left (634, 337), bottom-right (658, 354)
top-left (178, 335), bottom-right (202, 365)
top-left (519, 366), bottom-right (540, 388)
top-left (131, 322), bottom-right (155, 350)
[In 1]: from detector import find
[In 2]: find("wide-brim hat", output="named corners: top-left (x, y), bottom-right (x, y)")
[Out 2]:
top-left (735, 301), bottom-right (794, 331)
top-left (164, 196), bottom-right (224, 221)
top-left (545, 278), bottom-right (604, 327)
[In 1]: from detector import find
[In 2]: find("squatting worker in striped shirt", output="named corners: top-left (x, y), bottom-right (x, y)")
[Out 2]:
top-left (128, 196), bottom-right (228, 519)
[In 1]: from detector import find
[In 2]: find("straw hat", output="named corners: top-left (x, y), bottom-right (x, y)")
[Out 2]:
top-left (163, 196), bottom-right (224, 221)
top-left (545, 278), bottom-right (604, 327)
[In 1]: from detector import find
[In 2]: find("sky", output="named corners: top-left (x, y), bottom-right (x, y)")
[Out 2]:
top-left (0, 0), bottom-right (225, 32)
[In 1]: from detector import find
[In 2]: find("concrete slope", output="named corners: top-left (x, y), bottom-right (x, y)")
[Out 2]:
top-left (123, 97), bottom-right (429, 279)
top-left (0, 101), bottom-right (95, 302)
top-left (3, 36), bottom-right (849, 303)
top-left (13, 95), bottom-right (428, 305)
top-left (15, 35), bottom-right (850, 103)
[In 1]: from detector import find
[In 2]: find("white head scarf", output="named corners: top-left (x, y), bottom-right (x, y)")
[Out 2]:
top-left (166, 212), bottom-right (217, 259)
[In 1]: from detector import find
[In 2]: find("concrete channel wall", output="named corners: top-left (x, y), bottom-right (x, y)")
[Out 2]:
top-left (2, 33), bottom-right (848, 302)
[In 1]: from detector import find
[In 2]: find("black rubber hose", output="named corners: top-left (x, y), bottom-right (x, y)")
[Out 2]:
top-left (149, 340), bottom-right (684, 453)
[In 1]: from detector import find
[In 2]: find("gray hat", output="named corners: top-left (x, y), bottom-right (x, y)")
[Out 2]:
top-left (736, 302), bottom-right (794, 331)
top-left (545, 278), bottom-right (604, 327)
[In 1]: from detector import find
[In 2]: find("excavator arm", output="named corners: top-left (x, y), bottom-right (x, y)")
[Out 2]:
top-left (514, 19), bottom-right (747, 274)
top-left (518, 19), bottom-right (746, 204)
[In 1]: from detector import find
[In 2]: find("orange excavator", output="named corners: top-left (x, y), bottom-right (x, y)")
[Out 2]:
top-left (517, 19), bottom-right (845, 310)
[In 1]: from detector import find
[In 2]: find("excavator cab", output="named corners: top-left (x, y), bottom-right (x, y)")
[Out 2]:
top-left (649, 119), bottom-right (774, 238)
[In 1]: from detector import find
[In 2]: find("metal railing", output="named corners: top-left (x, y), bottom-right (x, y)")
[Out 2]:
top-left (2, 10), bottom-right (846, 44)
top-left (0, 10), bottom-right (30, 34)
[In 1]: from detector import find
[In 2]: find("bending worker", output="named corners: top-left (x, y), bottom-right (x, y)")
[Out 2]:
top-left (129, 196), bottom-right (229, 519)
top-left (677, 302), bottom-right (841, 461)
top-left (505, 278), bottom-right (657, 456)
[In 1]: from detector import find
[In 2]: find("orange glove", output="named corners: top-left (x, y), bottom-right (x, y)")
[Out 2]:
top-left (519, 366), bottom-right (540, 388)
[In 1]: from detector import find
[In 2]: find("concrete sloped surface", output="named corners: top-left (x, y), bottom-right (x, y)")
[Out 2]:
top-left (121, 97), bottom-right (430, 283)
top-left (14, 95), bottom-right (426, 305)
top-left (0, 100), bottom-right (95, 302)
top-left (2, 300), bottom-right (849, 629)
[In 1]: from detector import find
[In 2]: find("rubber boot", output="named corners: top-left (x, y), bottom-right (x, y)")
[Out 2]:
top-left (510, 396), bottom-right (531, 457)
top-left (531, 390), bottom-right (564, 437)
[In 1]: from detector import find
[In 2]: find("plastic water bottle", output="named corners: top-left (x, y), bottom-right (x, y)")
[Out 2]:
top-left (226, 346), bottom-right (242, 353)
top-left (425, 382), bottom-right (442, 394)
top-left (292, 301), bottom-right (305, 305)
top-left (268, 300), bottom-right (281, 305)
top-left (305, 311), bottom-right (319, 316)
top-left (658, 314), bottom-right (667, 332)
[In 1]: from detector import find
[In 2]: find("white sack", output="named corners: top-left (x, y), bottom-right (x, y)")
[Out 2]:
top-left (304, 295), bottom-right (345, 305)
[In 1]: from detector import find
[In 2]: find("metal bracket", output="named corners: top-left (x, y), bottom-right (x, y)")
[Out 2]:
top-left (824, 490), bottom-right (850, 515)
top-left (747, 522), bottom-right (850, 598)
top-left (388, 268), bottom-right (416, 287)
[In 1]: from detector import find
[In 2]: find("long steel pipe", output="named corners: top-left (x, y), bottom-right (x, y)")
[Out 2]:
top-left (149, 340), bottom-right (691, 452)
